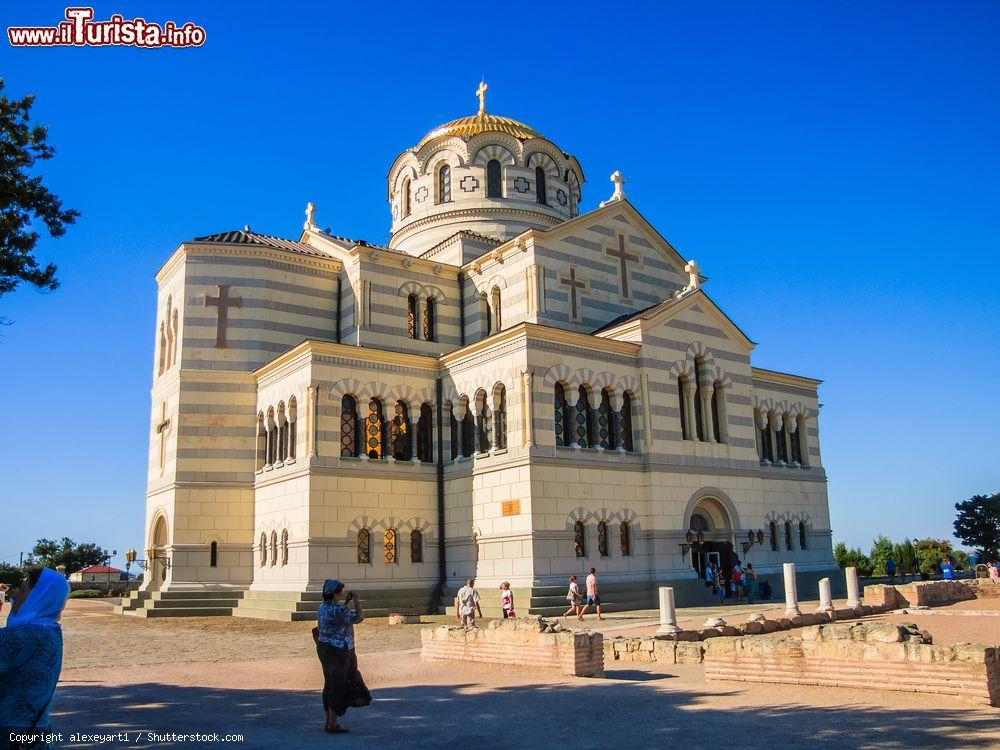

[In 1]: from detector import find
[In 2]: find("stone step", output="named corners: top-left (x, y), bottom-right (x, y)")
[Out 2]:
top-left (125, 606), bottom-right (235, 618)
top-left (148, 597), bottom-right (243, 609)
top-left (150, 590), bottom-right (246, 601)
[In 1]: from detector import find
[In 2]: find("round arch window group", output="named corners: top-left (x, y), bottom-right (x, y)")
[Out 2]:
top-left (256, 397), bottom-right (297, 470)
top-left (554, 383), bottom-right (635, 452)
top-left (259, 528), bottom-right (290, 567)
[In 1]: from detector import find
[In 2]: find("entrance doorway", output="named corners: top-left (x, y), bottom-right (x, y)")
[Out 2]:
top-left (692, 540), bottom-right (735, 580)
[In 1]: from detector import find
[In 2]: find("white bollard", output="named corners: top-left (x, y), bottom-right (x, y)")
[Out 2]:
top-left (845, 566), bottom-right (862, 610)
top-left (657, 586), bottom-right (680, 634)
top-left (816, 577), bottom-right (834, 613)
top-left (783, 562), bottom-right (800, 616)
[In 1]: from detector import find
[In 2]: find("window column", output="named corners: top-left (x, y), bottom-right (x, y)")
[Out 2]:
top-left (683, 378), bottom-right (698, 442)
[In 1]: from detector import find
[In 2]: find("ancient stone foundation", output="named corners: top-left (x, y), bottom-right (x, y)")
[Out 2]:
top-left (420, 616), bottom-right (604, 677)
top-left (864, 579), bottom-right (1000, 608)
top-left (704, 622), bottom-right (1000, 706)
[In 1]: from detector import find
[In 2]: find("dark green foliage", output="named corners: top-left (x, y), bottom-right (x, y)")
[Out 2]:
top-left (954, 493), bottom-right (1000, 561)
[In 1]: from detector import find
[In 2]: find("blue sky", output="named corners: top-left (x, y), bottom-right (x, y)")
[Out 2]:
top-left (1, 1), bottom-right (998, 569)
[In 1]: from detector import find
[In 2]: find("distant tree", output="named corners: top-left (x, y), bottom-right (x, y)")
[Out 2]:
top-left (953, 492), bottom-right (1000, 562)
top-left (870, 535), bottom-right (894, 576)
top-left (0, 78), bottom-right (80, 299)
top-left (913, 538), bottom-right (952, 578)
top-left (894, 539), bottom-right (917, 577)
top-left (0, 562), bottom-right (23, 588)
top-left (833, 541), bottom-right (873, 577)
top-left (27, 537), bottom-right (107, 573)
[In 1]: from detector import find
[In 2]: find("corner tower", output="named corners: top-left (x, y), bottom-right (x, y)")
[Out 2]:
top-left (386, 82), bottom-right (585, 259)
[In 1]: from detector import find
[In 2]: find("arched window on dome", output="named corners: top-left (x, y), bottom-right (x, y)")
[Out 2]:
top-left (401, 178), bottom-right (411, 218)
top-left (487, 159), bottom-right (502, 198)
top-left (535, 166), bottom-right (547, 205)
top-left (437, 164), bottom-right (451, 204)
top-left (490, 286), bottom-right (502, 332)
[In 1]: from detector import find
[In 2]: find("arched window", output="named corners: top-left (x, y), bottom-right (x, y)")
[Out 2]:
top-left (281, 529), bottom-right (289, 566)
top-left (575, 386), bottom-right (593, 448)
top-left (165, 319), bottom-right (174, 372)
top-left (712, 381), bottom-right (726, 443)
top-left (270, 531), bottom-right (278, 566)
top-left (417, 403), bottom-right (434, 462)
top-left (597, 521), bottom-right (609, 557)
top-left (769, 521), bottom-right (778, 551)
top-left (693, 357), bottom-right (705, 441)
top-left (776, 417), bottom-right (788, 463)
top-left (761, 417), bottom-right (774, 462)
top-left (410, 529), bottom-right (423, 563)
top-left (266, 407), bottom-right (276, 465)
top-left (256, 412), bottom-right (266, 469)
top-left (475, 389), bottom-right (491, 454)
top-left (462, 408), bottom-right (475, 458)
top-left (340, 395), bottom-right (359, 458)
top-left (277, 402), bottom-right (288, 461)
top-left (620, 521), bottom-right (632, 556)
top-left (535, 166), bottom-right (547, 205)
top-left (391, 401), bottom-right (410, 460)
top-left (573, 520), bottom-right (586, 557)
top-left (784, 521), bottom-right (793, 550)
top-left (366, 397), bottom-right (386, 459)
top-left (621, 392), bottom-right (635, 452)
top-left (259, 532), bottom-right (267, 567)
top-left (598, 388), bottom-right (615, 450)
top-left (438, 164), bottom-right (451, 203)
top-left (486, 159), bottom-right (502, 198)
top-left (424, 297), bottom-right (435, 341)
top-left (484, 293), bottom-right (493, 336)
top-left (554, 383), bottom-right (569, 447)
top-left (407, 294), bottom-right (419, 339)
top-left (450, 405), bottom-right (460, 460)
top-left (790, 421), bottom-right (802, 464)
top-left (384, 528), bottom-right (398, 564)
top-left (494, 385), bottom-right (507, 450)
top-left (171, 309), bottom-right (179, 367)
top-left (210, 541), bottom-right (218, 568)
top-left (678, 376), bottom-right (690, 440)
top-left (357, 528), bottom-right (371, 564)
top-left (158, 323), bottom-right (167, 375)
top-left (288, 397), bottom-right (297, 459)
top-left (799, 521), bottom-right (808, 549)
top-left (491, 286), bottom-right (502, 332)
top-left (401, 178), bottom-right (411, 218)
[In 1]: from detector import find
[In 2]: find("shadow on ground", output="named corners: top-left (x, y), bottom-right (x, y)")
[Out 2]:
top-left (50, 674), bottom-right (997, 750)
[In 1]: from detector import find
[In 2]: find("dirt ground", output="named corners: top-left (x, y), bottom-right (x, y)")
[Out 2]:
top-left (3, 600), bottom-right (999, 749)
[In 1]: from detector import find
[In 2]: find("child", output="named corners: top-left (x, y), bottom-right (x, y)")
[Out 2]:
top-left (499, 581), bottom-right (515, 618)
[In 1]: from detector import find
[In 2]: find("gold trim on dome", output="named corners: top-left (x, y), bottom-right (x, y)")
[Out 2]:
top-left (417, 113), bottom-right (543, 149)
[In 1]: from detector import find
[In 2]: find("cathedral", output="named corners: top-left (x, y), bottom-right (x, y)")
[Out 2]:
top-left (132, 84), bottom-right (838, 619)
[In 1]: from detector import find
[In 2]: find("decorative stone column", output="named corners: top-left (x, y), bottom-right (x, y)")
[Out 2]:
top-left (657, 586), bottom-right (680, 634)
top-left (845, 566), bottom-right (862, 610)
top-left (816, 577), bottom-right (834, 613)
top-left (409, 414), bottom-right (419, 462)
top-left (783, 562), bottom-right (800, 616)
top-left (521, 369), bottom-right (534, 448)
top-left (307, 386), bottom-right (318, 459)
top-left (683, 380), bottom-right (697, 440)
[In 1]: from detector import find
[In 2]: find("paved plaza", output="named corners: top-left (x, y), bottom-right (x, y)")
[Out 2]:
top-left (4, 599), bottom-right (997, 749)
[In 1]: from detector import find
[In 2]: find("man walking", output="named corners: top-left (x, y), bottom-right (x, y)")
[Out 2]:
top-left (579, 568), bottom-right (604, 620)
top-left (455, 578), bottom-right (483, 627)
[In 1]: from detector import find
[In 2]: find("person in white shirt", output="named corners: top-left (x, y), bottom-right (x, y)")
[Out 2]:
top-left (455, 578), bottom-right (482, 627)
top-left (563, 575), bottom-right (582, 620)
top-left (499, 582), bottom-right (515, 619)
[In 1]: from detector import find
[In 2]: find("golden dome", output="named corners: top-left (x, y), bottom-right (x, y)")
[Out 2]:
top-left (416, 112), bottom-right (543, 150)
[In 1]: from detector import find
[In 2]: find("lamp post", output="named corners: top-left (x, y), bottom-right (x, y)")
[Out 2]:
top-left (741, 529), bottom-right (766, 556)
top-left (125, 548), bottom-right (137, 578)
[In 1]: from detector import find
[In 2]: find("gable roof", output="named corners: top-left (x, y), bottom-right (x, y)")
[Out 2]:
top-left (192, 229), bottom-right (335, 259)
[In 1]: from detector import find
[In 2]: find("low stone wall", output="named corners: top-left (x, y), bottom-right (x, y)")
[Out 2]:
top-left (704, 622), bottom-right (1000, 706)
top-left (864, 579), bottom-right (1000, 608)
top-left (420, 616), bottom-right (604, 677)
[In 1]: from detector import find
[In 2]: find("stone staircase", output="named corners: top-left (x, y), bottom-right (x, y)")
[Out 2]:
top-left (115, 589), bottom-right (244, 617)
top-left (233, 586), bottom-right (436, 622)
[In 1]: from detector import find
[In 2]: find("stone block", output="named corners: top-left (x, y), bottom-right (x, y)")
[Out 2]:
top-left (863, 624), bottom-right (904, 643)
top-left (742, 622), bottom-right (764, 635)
top-left (675, 641), bottom-right (705, 664)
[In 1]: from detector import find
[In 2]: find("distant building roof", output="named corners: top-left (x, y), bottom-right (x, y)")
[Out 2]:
top-left (77, 565), bottom-right (122, 574)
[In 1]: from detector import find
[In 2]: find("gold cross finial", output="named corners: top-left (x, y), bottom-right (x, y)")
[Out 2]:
top-left (476, 80), bottom-right (488, 115)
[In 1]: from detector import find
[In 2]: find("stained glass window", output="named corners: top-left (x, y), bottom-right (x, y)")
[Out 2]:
top-left (476, 391), bottom-right (491, 454)
top-left (407, 294), bottom-right (418, 339)
top-left (620, 521), bottom-right (631, 556)
top-left (621, 392), bottom-right (634, 452)
top-left (391, 401), bottom-right (410, 460)
top-left (366, 397), bottom-right (385, 460)
top-left (462, 410), bottom-right (475, 457)
top-left (340, 395), bottom-right (358, 457)
top-left (402, 178), bottom-right (411, 217)
top-left (410, 529), bottom-right (423, 563)
top-left (357, 528), bottom-right (371, 564)
top-left (424, 297), bottom-right (435, 341)
top-left (776, 423), bottom-right (788, 463)
top-left (576, 386), bottom-right (592, 448)
top-left (535, 166), bottom-right (547, 205)
top-left (693, 358), bottom-right (705, 441)
top-left (799, 521), bottom-right (808, 549)
top-left (791, 423), bottom-right (802, 464)
top-left (384, 528), bottom-right (398, 564)
top-left (487, 159), bottom-right (502, 198)
top-left (598, 388), bottom-right (613, 450)
top-left (598, 521), bottom-right (609, 557)
top-left (554, 383), bottom-right (567, 447)
top-left (418, 403), bottom-right (433, 462)
top-left (678, 377), bottom-right (689, 440)
top-left (574, 520), bottom-right (586, 557)
top-left (494, 386), bottom-right (507, 450)
top-left (785, 521), bottom-right (793, 550)
top-left (761, 424), bottom-right (773, 462)
top-left (438, 164), bottom-right (451, 203)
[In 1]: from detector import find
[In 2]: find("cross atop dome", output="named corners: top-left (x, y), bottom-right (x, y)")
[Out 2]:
top-left (476, 80), bottom-right (488, 115)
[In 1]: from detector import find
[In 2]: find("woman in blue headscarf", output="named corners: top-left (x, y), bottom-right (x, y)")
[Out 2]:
top-left (312, 579), bottom-right (370, 734)
top-left (1, 567), bottom-right (71, 747)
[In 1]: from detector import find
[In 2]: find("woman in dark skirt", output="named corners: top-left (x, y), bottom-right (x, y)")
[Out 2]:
top-left (314, 579), bottom-right (371, 733)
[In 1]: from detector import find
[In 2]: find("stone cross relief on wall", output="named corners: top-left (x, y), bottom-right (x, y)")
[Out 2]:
top-left (606, 233), bottom-right (640, 299)
top-left (205, 284), bottom-right (242, 348)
